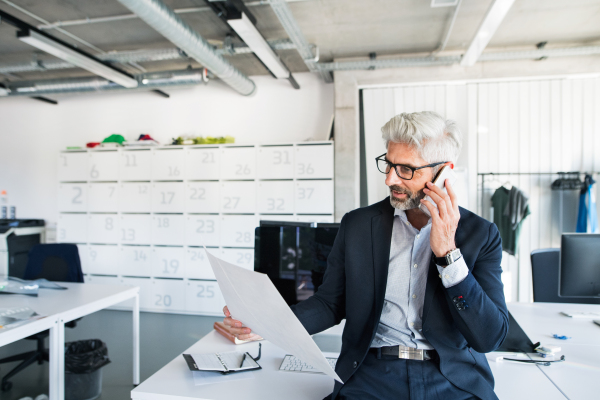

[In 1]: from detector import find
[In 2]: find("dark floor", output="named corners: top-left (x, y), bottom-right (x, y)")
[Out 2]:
top-left (0, 310), bottom-right (221, 400)
top-left (0, 310), bottom-right (342, 400)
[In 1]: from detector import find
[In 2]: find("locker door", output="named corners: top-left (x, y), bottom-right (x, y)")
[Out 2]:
top-left (257, 181), bottom-right (294, 214)
top-left (152, 182), bottom-right (185, 213)
top-left (257, 146), bottom-right (294, 179)
top-left (121, 150), bottom-right (152, 181)
top-left (220, 181), bottom-right (256, 213)
top-left (152, 215), bottom-right (184, 245)
top-left (185, 215), bottom-right (220, 247)
top-left (186, 182), bottom-right (220, 213)
top-left (219, 248), bottom-right (254, 271)
top-left (57, 214), bottom-right (87, 243)
top-left (88, 214), bottom-right (119, 244)
top-left (120, 215), bottom-right (152, 245)
top-left (220, 147), bottom-right (256, 180)
top-left (89, 151), bottom-right (119, 181)
top-left (150, 279), bottom-right (186, 312)
top-left (186, 148), bottom-right (220, 180)
top-left (120, 183), bottom-right (151, 213)
top-left (58, 184), bottom-right (88, 212)
top-left (220, 215), bottom-right (257, 248)
top-left (153, 149), bottom-right (185, 181)
top-left (120, 245), bottom-right (152, 277)
top-left (89, 183), bottom-right (119, 212)
top-left (185, 247), bottom-right (214, 280)
top-left (295, 180), bottom-right (334, 214)
top-left (87, 245), bottom-right (120, 275)
top-left (58, 152), bottom-right (88, 182)
top-left (152, 247), bottom-right (186, 278)
top-left (295, 145), bottom-right (334, 179)
top-left (185, 280), bottom-right (225, 314)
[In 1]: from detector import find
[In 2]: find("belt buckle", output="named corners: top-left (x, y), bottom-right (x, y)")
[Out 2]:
top-left (398, 346), bottom-right (426, 361)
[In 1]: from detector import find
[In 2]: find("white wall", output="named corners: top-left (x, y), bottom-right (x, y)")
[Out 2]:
top-left (0, 73), bottom-right (334, 223)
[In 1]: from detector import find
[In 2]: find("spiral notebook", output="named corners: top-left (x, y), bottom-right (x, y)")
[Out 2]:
top-left (183, 344), bottom-right (262, 375)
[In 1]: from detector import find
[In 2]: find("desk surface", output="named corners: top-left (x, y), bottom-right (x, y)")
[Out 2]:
top-left (131, 302), bottom-right (600, 400)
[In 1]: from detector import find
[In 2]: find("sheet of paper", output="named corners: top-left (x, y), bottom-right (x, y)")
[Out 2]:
top-left (190, 353), bottom-right (226, 371)
top-left (205, 248), bottom-right (343, 383)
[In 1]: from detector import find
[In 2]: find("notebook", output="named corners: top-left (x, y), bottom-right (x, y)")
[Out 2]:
top-left (183, 351), bottom-right (261, 374)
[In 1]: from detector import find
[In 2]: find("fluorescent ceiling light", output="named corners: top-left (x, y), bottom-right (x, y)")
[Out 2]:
top-left (227, 12), bottom-right (290, 79)
top-left (460, 0), bottom-right (515, 67)
top-left (18, 29), bottom-right (138, 88)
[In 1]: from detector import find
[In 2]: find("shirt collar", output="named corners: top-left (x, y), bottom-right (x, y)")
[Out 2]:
top-left (394, 208), bottom-right (432, 228)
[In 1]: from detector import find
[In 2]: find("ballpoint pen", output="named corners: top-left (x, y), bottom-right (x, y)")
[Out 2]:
top-left (239, 353), bottom-right (247, 368)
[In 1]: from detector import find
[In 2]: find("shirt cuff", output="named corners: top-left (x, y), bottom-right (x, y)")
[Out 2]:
top-left (436, 256), bottom-right (469, 288)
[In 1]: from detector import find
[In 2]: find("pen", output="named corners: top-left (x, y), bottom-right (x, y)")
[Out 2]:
top-left (239, 353), bottom-right (247, 368)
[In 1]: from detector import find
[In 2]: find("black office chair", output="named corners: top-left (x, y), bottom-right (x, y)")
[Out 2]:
top-left (0, 244), bottom-right (84, 391)
top-left (530, 248), bottom-right (600, 304)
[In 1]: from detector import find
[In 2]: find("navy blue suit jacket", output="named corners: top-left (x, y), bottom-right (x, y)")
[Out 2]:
top-left (291, 198), bottom-right (508, 400)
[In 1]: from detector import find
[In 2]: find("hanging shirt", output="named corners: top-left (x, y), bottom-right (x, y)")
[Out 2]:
top-left (371, 208), bottom-right (469, 350)
top-left (491, 186), bottom-right (530, 255)
top-left (576, 174), bottom-right (599, 233)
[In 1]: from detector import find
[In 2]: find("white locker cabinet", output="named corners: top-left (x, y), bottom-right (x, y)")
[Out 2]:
top-left (220, 215), bottom-right (256, 248)
top-left (185, 280), bottom-right (225, 314)
top-left (152, 247), bottom-right (186, 279)
top-left (153, 149), bottom-right (185, 181)
top-left (120, 245), bottom-right (152, 277)
top-left (120, 150), bottom-right (152, 181)
top-left (220, 181), bottom-right (256, 213)
top-left (257, 146), bottom-right (294, 179)
top-left (58, 184), bottom-right (88, 212)
top-left (121, 277), bottom-right (154, 308)
top-left (186, 148), bottom-right (220, 180)
top-left (120, 215), bottom-right (152, 245)
top-left (150, 279), bottom-right (186, 312)
top-left (186, 182), bottom-right (220, 213)
top-left (77, 244), bottom-right (89, 274)
top-left (295, 145), bottom-right (334, 179)
top-left (186, 247), bottom-right (214, 280)
top-left (185, 215), bottom-right (220, 247)
top-left (87, 245), bottom-right (120, 275)
top-left (152, 214), bottom-right (184, 245)
top-left (57, 214), bottom-right (87, 243)
top-left (295, 180), bottom-right (334, 214)
top-left (152, 182), bottom-right (185, 213)
top-left (89, 151), bottom-right (119, 181)
top-left (220, 248), bottom-right (254, 271)
top-left (58, 152), bottom-right (88, 182)
top-left (89, 183), bottom-right (119, 212)
top-left (120, 183), bottom-right (151, 213)
top-left (220, 147), bottom-right (256, 180)
top-left (88, 214), bottom-right (119, 244)
top-left (257, 181), bottom-right (294, 214)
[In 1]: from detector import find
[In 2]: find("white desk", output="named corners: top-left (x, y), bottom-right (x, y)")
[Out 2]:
top-left (0, 282), bottom-right (140, 400)
top-left (506, 302), bottom-right (600, 400)
top-left (131, 302), bottom-right (600, 400)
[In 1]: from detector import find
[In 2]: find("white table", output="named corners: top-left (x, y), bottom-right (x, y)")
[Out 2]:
top-left (506, 302), bottom-right (600, 400)
top-left (0, 282), bottom-right (140, 400)
top-left (131, 302), bottom-right (600, 400)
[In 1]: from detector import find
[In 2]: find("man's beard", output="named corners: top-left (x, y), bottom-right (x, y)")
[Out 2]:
top-left (389, 185), bottom-right (426, 210)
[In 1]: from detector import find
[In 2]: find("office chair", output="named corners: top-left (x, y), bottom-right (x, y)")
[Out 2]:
top-left (0, 244), bottom-right (84, 391)
top-left (530, 248), bottom-right (600, 304)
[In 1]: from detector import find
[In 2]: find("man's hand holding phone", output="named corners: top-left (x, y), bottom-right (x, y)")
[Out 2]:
top-left (222, 306), bottom-right (262, 341)
top-left (419, 172), bottom-right (461, 260)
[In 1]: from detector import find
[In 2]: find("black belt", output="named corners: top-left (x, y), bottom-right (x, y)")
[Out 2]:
top-left (371, 345), bottom-right (435, 361)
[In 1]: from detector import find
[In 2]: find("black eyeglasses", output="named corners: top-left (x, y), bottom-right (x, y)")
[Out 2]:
top-left (375, 153), bottom-right (447, 180)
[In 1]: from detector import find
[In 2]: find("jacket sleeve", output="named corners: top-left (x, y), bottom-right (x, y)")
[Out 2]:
top-left (290, 214), bottom-right (348, 335)
top-left (443, 222), bottom-right (509, 353)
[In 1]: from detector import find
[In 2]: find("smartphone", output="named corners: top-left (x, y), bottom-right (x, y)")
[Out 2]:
top-left (419, 166), bottom-right (457, 217)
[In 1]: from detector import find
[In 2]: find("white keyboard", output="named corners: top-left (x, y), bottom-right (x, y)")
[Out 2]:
top-left (279, 355), bottom-right (338, 373)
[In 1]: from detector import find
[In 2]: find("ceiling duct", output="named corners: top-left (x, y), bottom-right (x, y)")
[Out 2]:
top-left (116, 0), bottom-right (255, 96)
top-left (3, 69), bottom-right (210, 97)
top-left (268, 0), bottom-right (332, 82)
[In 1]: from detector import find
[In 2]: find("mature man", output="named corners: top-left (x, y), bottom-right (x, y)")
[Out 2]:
top-left (224, 111), bottom-right (508, 400)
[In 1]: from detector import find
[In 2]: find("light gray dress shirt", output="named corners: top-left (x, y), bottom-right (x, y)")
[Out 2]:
top-left (371, 208), bottom-right (469, 350)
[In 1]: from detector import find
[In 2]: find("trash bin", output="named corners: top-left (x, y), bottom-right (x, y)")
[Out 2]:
top-left (64, 339), bottom-right (111, 400)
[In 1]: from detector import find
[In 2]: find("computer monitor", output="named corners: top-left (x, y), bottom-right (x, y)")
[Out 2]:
top-left (254, 221), bottom-right (340, 305)
top-left (559, 233), bottom-right (600, 298)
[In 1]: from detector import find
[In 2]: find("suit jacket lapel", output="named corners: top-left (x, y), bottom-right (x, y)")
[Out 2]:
top-left (371, 199), bottom-right (395, 322)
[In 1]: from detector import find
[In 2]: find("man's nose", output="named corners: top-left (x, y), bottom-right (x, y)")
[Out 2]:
top-left (385, 168), bottom-right (403, 187)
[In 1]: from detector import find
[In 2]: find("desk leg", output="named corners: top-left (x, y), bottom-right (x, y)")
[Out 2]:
top-left (48, 320), bottom-right (58, 400)
top-left (133, 292), bottom-right (140, 385)
top-left (57, 318), bottom-right (65, 399)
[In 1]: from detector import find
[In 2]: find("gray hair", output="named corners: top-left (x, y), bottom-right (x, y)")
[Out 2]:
top-left (381, 111), bottom-right (462, 164)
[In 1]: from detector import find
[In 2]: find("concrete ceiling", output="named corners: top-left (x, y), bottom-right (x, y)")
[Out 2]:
top-left (0, 0), bottom-right (599, 83)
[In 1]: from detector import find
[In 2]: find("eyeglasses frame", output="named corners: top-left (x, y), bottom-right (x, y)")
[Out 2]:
top-left (375, 153), bottom-right (448, 181)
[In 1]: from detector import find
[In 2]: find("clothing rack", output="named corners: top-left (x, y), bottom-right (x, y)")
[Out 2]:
top-left (477, 172), bottom-right (597, 219)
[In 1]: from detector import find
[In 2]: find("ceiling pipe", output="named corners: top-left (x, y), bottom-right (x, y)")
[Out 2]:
top-left (268, 0), bottom-right (333, 83)
top-left (1, 69), bottom-right (210, 97)
top-left (116, 0), bottom-right (255, 96)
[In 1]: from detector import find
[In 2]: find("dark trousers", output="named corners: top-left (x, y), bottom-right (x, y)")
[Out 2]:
top-left (336, 349), bottom-right (478, 400)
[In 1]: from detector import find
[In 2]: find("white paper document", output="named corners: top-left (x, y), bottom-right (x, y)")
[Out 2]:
top-left (205, 248), bottom-right (343, 383)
